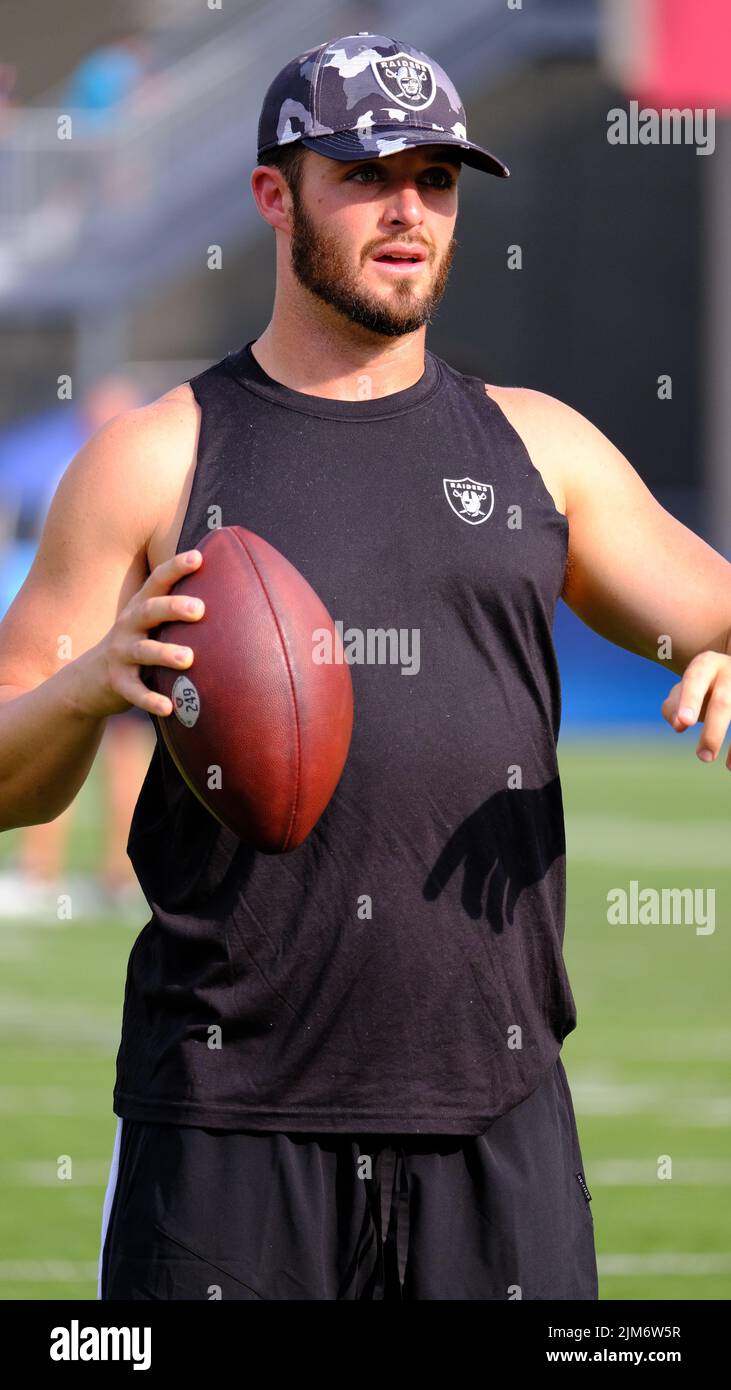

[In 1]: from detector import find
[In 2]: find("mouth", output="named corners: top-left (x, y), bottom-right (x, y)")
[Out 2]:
top-left (370, 246), bottom-right (428, 273)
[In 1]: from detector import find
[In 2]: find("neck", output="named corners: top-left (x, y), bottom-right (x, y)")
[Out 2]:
top-left (251, 302), bottom-right (427, 402)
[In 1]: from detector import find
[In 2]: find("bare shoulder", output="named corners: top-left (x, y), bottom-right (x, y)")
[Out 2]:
top-left (93, 380), bottom-right (201, 573)
top-left (140, 382), bottom-right (201, 572)
top-left (483, 383), bottom-right (571, 516)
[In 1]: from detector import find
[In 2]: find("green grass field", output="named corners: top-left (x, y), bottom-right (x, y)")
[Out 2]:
top-left (0, 734), bottom-right (728, 1300)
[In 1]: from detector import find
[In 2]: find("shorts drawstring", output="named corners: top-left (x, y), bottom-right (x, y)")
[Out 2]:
top-left (393, 1150), bottom-right (411, 1292)
top-left (363, 1142), bottom-right (411, 1298)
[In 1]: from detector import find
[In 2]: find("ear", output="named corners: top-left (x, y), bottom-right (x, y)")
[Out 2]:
top-left (250, 165), bottom-right (294, 233)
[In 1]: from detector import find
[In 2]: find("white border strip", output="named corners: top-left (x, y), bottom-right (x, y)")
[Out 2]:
top-left (96, 1116), bottom-right (123, 1300)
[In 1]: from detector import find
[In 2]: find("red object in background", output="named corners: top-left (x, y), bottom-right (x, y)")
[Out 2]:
top-left (603, 0), bottom-right (731, 111)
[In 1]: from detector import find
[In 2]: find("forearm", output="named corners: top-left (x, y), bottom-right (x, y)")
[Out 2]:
top-left (0, 657), bottom-right (107, 831)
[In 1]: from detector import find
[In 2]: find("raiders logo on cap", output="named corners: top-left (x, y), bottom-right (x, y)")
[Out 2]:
top-left (370, 53), bottom-right (436, 112)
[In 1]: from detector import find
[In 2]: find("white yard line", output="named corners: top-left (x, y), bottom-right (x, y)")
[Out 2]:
top-left (571, 1078), bottom-right (731, 1124)
top-left (589, 1159), bottom-right (731, 1185)
top-left (3, 1152), bottom-right (730, 1188)
top-left (564, 814), bottom-right (730, 867)
top-left (0, 1160), bottom-right (113, 1186)
top-left (0, 1255), bottom-right (728, 1282)
top-left (0, 995), bottom-right (122, 1046)
top-left (598, 1254), bottom-right (731, 1275)
top-left (0, 1087), bottom-right (109, 1115)
top-left (0, 1260), bottom-right (99, 1282)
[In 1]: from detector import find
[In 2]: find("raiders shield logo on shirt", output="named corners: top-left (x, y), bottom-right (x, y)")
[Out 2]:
top-left (443, 477), bottom-right (495, 525)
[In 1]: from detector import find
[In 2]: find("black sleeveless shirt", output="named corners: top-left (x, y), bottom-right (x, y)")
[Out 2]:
top-left (113, 341), bottom-right (577, 1135)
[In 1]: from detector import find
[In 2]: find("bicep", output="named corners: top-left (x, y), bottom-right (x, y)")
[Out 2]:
top-left (0, 413), bottom-right (154, 691)
top-left (559, 407), bottom-right (731, 673)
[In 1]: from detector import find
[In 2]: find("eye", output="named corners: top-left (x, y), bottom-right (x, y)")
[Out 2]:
top-left (347, 164), bottom-right (456, 189)
top-left (423, 168), bottom-right (457, 189)
top-left (347, 165), bottom-right (380, 184)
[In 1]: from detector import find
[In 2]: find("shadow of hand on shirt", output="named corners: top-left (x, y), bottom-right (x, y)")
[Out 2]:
top-left (422, 777), bottom-right (565, 932)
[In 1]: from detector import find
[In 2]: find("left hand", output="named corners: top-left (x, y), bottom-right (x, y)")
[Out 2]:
top-left (661, 651), bottom-right (731, 768)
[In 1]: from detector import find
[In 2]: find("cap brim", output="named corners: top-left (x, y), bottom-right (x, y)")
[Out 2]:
top-left (298, 128), bottom-right (510, 178)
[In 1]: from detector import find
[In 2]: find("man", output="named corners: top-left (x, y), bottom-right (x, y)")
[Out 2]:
top-left (0, 33), bottom-right (729, 1301)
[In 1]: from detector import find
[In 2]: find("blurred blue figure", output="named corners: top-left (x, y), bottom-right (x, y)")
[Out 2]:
top-left (62, 37), bottom-right (149, 128)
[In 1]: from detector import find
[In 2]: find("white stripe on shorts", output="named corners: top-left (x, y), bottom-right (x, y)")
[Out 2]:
top-left (96, 1116), bottom-right (123, 1300)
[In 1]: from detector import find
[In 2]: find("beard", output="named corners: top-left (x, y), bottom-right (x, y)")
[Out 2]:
top-left (288, 183), bottom-right (457, 338)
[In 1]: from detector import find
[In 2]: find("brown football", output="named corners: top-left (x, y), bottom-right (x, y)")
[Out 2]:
top-left (145, 526), bottom-right (354, 852)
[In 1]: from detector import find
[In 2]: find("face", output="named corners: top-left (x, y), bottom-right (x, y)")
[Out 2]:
top-left (285, 145), bottom-right (460, 338)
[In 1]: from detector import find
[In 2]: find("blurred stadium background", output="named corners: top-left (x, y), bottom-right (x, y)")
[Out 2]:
top-left (0, 0), bottom-right (728, 1300)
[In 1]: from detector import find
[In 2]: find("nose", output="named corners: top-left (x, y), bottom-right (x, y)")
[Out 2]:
top-left (379, 180), bottom-right (426, 231)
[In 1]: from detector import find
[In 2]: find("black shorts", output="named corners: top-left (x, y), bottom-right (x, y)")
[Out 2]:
top-left (97, 1056), bottom-right (598, 1301)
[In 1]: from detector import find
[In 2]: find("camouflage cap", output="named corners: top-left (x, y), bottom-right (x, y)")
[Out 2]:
top-left (257, 32), bottom-right (510, 178)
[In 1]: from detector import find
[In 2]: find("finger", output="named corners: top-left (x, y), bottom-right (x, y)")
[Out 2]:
top-left (661, 681), bottom-right (683, 728)
top-left (660, 681), bottom-right (707, 731)
top-left (129, 637), bottom-right (194, 670)
top-left (133, 593), bottom-right (205, 631)
top-left (669, 653), bottom-right (722, 731)
top-left (141, 548), bottom-right (203, 599)
top-left (114, 675), bottom-right (172, 717)
top-left (695, 678), bottom-right (731, 762)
